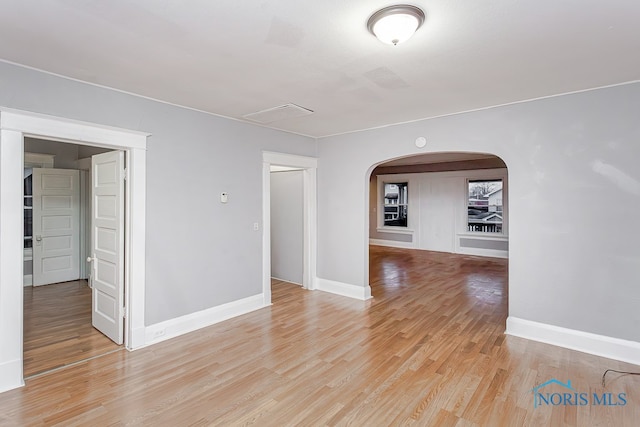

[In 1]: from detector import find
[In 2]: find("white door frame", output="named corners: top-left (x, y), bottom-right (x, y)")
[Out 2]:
top-left (262, 151), bottom-right (317, 305)
top-left (0, 108), bottom-right (148, 393)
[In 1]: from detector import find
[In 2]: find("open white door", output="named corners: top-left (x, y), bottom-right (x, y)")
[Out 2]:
top-left (90, 151), bottom-right (125, 345)
top-left (32, 168), bottom-right (80, 286)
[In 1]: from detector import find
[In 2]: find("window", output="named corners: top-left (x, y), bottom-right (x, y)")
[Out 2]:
top-left (468, 179), bottom-right (503, 233)
top-left (383, 182), bottom-right (408, 227)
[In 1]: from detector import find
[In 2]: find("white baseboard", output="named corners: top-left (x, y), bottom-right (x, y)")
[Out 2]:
top-left (144, 294), bottom-right (267, 346)
top-left (315, 278), bottom-right (372, 301)
top-left (506, 317), bottom-right (640, 366)
top-left (369, 238), bottom-right (414, 249)
top-left (0, 358), bottom-right (24, 394)
top-left (23, 274), bottom-right (32, 287)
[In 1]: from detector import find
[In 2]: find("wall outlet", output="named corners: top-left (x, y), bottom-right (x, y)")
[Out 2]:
top-left (253, 222), bottom-right (259, 231)
top-left (153, 328), bottom-right (166, 339)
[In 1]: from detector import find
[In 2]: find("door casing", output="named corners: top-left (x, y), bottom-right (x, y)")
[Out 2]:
top-left (262, 151), bottom-right (317, 305)
top-left (0, 108), bottom-right (148, 393)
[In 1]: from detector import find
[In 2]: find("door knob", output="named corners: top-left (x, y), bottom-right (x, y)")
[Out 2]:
top-left (87, 256), bottom-right (94, 263)
top-left (35, 235), bottom-right (42, 242)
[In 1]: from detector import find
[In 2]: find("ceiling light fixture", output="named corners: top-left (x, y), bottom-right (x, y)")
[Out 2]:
top-left (367, 5), bottom-right (425, 46)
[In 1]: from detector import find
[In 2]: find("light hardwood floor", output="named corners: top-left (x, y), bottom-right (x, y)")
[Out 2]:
top-left (23, 280), bottom-right (122, 378)
top-left (1, 246), bottom-right (638, 425)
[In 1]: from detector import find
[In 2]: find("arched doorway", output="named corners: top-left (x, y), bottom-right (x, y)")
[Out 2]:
top-left (366, 151), bottom-right (509, 310)
top-left (368, 153), bottom-right (508, 257)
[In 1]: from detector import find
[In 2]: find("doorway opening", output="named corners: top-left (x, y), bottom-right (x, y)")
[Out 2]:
top-left (0, 109), bottom-right (147, 393)
top-left (22, 138), bottom-right (122, 377)
top-left (270, 165), bottom-right (305, 294)
top-left (366, 151), bottom-right (509, 304)
top-left (262, 152), bottom-right (317, 305)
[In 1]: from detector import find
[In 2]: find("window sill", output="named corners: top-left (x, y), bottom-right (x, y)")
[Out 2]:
top-left (377, 227), bottom-right (414, 235)
top-left (457, 232), bottom-right (508, 240)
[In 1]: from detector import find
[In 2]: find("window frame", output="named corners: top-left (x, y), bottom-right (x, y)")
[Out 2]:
top-left (465, 177), bottom-right (506, 235)
top-left (383, 182), bottom-right (408, 227)
top-left (376, 173), bottom-right (416, 233)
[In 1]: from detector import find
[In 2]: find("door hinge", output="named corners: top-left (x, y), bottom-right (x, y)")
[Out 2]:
top-left (122, 167), bottom-right (128, 181)
top-left (120, 306), bottom-right (126, 319)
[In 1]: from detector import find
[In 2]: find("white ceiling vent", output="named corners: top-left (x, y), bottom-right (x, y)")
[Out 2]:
top-left (243, 103), bottom-right (314, 124)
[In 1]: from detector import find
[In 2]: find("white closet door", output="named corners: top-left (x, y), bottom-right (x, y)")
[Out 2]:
top-left (32, 168), bottom-right (80, 286)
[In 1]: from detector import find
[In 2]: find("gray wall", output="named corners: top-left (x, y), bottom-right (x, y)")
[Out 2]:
top-left (318, 82), bottom-right (640, 343)
top-left (270, 171), bottom-right (304, 285)
top-left (0, 61), bottom-right (316, 325)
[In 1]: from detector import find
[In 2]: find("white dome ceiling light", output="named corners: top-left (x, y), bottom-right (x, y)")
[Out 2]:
top-left (367, 5), bottom-right (426, 46)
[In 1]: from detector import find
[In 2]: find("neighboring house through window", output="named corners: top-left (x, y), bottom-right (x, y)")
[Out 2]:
top-left (468, 179), bottom-right (503, 233)
top-left (383, 182), bottom-right (408, 227)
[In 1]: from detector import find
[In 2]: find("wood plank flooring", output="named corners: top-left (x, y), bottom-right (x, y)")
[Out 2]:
top-left (23, 280), bottom-right (122, 378)
top-left (1, 246), bottom-right (638, 425)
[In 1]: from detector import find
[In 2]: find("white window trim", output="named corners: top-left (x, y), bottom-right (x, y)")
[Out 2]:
top-left (456, 232), bottom-right (509, 240)
top-left (465, 176), bottom-right (508, 237)
top-left (376, 173), bottom-right (418, 232)
top-left (376, 227), bottom-right (415, 235)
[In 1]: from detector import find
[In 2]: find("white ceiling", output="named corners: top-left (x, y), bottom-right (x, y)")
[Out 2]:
top-left (1, 1), bottom-right (639, 138)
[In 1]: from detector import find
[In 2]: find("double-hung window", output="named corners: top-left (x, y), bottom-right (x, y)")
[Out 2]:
top-left (383, 182), bottom-right (408, 227)
top-left (467, 179), bottom-right (503, 233)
